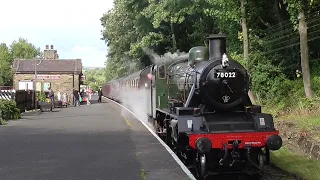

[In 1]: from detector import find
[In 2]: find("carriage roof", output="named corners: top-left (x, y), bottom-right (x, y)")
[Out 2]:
top-left (105, 65), bottom-right (153, 85)
top-left (121, 70), bottom-right (143, 81)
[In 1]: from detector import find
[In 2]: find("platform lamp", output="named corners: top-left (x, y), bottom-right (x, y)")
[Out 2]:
top-left (34, 56), bottom-right (42, 109)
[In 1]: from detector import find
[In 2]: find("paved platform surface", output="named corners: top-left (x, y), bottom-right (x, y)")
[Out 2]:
top-left (0, 96), bottom-right (191, 180)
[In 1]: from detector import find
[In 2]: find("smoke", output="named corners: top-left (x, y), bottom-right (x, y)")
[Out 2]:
top-left (123, 56), bottom-right (140, 75)
top-left (113, 49), bottom-right (189, 130)
top-left (143, 48), bottom-right (189, 65)
top-left (115, 87), bottom-right (154, 130)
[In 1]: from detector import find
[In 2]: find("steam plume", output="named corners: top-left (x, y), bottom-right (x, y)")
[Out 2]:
top-left (115, 49), bottom-right (189, 130)
top-left (143, 48), bottom-right (189, 65)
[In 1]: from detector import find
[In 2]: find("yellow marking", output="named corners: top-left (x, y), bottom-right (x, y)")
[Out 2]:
top-left (141, 168), bottom-right (147, 180)
top-left (123, 116), bottom-right (132, 128)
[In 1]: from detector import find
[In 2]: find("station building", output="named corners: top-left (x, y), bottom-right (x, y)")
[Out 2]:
top-left (12, 45), bottom-right (84, 103)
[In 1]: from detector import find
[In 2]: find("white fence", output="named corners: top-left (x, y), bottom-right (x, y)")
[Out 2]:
top-left (0, 90), bottom-right (15, 100)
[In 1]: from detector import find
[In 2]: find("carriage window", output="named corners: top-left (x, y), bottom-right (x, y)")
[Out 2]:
top-left (158, 65), bottom-right (166, 79)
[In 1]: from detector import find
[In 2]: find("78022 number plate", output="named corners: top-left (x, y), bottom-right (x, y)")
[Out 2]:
top-left (214, 72), bottom-right (237, 78)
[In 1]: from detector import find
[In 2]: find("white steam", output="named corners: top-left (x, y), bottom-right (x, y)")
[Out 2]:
top-left (123, 56), bottom-right (140, 75)
top-left (116, 88), bottom-right (154, 130)
top-left (113, 49), bottom-right (189, 130)
top-left (143, 48), bottom-right (189, 65)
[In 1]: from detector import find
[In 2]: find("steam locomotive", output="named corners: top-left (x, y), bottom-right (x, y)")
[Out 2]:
top-left (102, 34), bottom-right (283, 179)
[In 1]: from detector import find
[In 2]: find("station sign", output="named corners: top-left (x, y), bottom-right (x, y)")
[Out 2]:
top-left (35, 75), bottom-right (61, 80)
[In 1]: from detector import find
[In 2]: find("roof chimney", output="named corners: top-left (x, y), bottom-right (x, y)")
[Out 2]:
top-left (50, 45), bottom-right (54, 49)
top-left (46, 45), bottom-right (49, 49)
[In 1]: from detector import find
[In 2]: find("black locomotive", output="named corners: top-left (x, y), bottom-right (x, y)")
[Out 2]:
top-left (103, 34), bottom-right (283, 180)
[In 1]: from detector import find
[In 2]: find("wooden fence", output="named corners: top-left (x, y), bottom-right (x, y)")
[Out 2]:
top-left (0, 90), bottom-right (35, 113)
top-left (14, 90), bottom-right (35, 113)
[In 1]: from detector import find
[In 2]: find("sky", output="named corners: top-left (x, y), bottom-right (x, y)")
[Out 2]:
top-left (0, 0), bottom-right (114, 67)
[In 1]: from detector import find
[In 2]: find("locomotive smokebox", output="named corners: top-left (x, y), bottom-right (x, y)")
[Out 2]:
top-left (207, 34), bottom-right (227, 60)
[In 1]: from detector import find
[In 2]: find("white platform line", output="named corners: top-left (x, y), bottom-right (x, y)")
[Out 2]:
top-left (103, 97), bottom-right (197, 180)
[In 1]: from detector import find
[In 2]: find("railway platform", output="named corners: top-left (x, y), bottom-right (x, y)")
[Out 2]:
top-left (0, 96), bottom-right (193, 180)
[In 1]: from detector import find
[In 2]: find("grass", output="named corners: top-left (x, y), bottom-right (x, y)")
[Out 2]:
top-left (268, 106), bottom-right (320, 180)
top-left (276, 112), bottom-right (320, 141)
top-left (271, 147), bottom-right (320, 180)
top-left (280, 114), bottom-right (320, 131)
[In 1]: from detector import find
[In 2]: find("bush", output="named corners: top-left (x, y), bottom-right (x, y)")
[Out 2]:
top-left (37, 92), bottom-right (47, 102)
top-left (0, 99), bottom-right (21, 122)
top-left (233, 51), bottom-right (320, 115)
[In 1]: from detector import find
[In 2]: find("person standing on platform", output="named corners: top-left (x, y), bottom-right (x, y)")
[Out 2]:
top-left (89, 89), bottom-right (92, 100)
top-left (48, 87), bottom-right (55, 111)
top-left (98, 87), bottom-right (103, 103)
top-left (62, 92), bottom-right (68, 107)
top-left (87, 89), bottom-right (91, 105)
top-left (73, 89), bottom-right (80, 106)
top-left (57, 91), bottom-right (61, 107)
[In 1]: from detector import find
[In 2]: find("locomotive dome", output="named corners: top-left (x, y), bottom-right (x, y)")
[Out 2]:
top-left (188, 46), bottom-right (209, 67)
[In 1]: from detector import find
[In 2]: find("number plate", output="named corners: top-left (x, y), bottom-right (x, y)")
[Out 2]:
top-left (214, 72), bottom-right (237, 78)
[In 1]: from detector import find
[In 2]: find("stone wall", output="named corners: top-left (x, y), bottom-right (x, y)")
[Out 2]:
top-left (276, 121), bottom-right (320, 160)
top-left (13, 73), bottom-right (80, 104)
top-left (298, 136), bottom-right (320, 160)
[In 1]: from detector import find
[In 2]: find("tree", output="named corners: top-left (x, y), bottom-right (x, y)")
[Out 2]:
top-left (283, 0), bottom-right (319, 98)
top-left (83, 68), bottom-right (107, 91)
top-left (100, 0), bottom-right (320, 111)
top-left (205, 0), bottom-right (257, 103)
top-left (0, 43), bottom-right (13, 86)
top-left (10, 38), bottom-right (42, 59)
top-left (142, 0), bottom-right (215, 53)
top-left (240, 0), bottom-right (257, 104)
top-left (0, 38), bottom-right (41, 86)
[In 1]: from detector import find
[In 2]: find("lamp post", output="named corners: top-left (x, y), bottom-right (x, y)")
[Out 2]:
top-left (34, 57), bottom-right (42, 109)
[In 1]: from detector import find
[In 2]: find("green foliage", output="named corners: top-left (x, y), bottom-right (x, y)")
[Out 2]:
top-left (100, 0), bottom-right (320, 115)
top-left (0, 38), bottom-right (42, 86)
top-left (37, 92), bottom-right (47, 102)
top-left (0, 119), bottom-right (6, 125)
top-left (0, 43), bottom-right (13, 86)
top-left (10, 38), bottom-right (42, 59)
top-left (271, 147), bottom-right (320, 180)
top-left (0, 99), bottom-right (21, 122)
top-left (83, 68), bottom-right (106, 91)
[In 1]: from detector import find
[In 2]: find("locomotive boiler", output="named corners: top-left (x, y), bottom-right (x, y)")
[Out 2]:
top-left (103, 34), bottom-right (283, 180)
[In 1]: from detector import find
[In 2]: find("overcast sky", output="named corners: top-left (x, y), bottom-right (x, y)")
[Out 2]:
top-left (0, 0), bottom-right (114, 67)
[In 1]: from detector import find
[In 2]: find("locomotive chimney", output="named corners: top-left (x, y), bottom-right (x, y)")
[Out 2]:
top-left (207, 34), bottom-right (227, 60)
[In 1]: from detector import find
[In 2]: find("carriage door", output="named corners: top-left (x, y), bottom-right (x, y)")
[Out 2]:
top-left (147, 67), bottom-right (153, 117)
top-left (152, 65), bottom-right (157, 119)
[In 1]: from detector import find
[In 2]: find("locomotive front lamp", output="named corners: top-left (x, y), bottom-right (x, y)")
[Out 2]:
top-left (196, 137), bottom-right (212, 153)
top-left (266, 134), bottom-right (283, 150)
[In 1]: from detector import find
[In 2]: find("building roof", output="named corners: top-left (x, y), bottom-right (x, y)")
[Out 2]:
top-left (12, 59), bottom-right (82, 74)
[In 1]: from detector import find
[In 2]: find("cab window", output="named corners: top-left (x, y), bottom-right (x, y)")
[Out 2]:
top-left (158, 65), bottom-right (166, 79)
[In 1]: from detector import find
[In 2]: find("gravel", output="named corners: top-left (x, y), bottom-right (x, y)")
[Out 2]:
top-left (195, 165), bottom-right (302, 180)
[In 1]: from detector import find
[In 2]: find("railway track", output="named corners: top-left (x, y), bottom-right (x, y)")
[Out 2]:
top-left (188, 164), bottom-right (301, 180)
